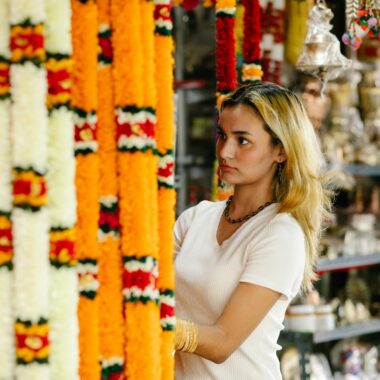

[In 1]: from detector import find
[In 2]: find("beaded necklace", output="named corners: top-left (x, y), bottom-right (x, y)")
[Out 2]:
top-left (224, 196), bottom-right (274, 224)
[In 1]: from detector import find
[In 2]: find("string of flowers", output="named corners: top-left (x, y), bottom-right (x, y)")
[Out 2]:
top-left (111, 1), bottom-right (161, 378)
top-left (44, 0), bottom-right (79, 378)
top-left (97, 0), bottom-right (125, 379)
top-left (154, 1), bottom-right (176, 378)
top-left (215, 0), bottom-right (237, 200)
top-left (71, 0), bottom-right (101, 378)
top-left (284, 0), bottom-right (308, 64)
top-left (0, 1), bottom-right (15, 378)
top-left (241, 0), bottom-right (263, 82)
top-left (203, 0), bottom-right (216, 7)
top-left (9, 1), bottom-right (50, 378)
top-left (260, 0), bottom-right (285, 84)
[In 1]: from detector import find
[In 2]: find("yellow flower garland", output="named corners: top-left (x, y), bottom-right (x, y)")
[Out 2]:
top-left (71, 0), bottom-right (100, 378)
top-left (112, 1), bottom-right (161, 379)
top-left (154, 1), bottom-right (176, 377)
top-left (97, 0), bottom-right (125, 378)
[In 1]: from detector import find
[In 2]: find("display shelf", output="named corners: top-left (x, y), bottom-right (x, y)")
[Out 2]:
top-left (316, 253), bottom-right (380, 273)
top-left (314, 319), bottom-right (380, 343)
top-left (326, 164), bottom-right (380, 176)
top-left (282, 319), bottom-right (380, 345)
top-left (344, 164), bottom-right (380, 176)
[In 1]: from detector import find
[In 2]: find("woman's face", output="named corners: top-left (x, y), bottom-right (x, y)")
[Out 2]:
top-left (216, 104), bottom-right (284, 187)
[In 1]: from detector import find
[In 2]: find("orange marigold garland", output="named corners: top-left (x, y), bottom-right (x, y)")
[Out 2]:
top-left (97, 0), bottom-right (125, 379)
top-left (45, 0), bottom-right (79, 377)
top-left (0, 1), bottom-right (15, 377)
top-left (9, 1), bottom-right (50, 378)
top-left (112, 0), bottom-right (161, 379)
top-left (71, 0), bottom-right (101, 379)
top-left (154, 1), bottom-right (176, 379)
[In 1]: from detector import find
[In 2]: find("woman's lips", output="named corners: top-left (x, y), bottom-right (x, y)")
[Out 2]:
top-left (220, 165), bottom-right (235, 172)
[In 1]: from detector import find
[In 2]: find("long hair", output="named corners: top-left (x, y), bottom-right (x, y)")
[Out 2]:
top-left (221, 82), bottom-right (333, 292)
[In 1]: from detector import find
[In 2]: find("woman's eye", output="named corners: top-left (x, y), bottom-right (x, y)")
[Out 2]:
top-left (217, 131), bottom-right (226, 140)
top-left (238, 137), bottom-right (248, 145)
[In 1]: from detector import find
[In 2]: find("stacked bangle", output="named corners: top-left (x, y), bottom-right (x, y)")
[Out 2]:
top-left (174, 319), bottom-right (199, 353)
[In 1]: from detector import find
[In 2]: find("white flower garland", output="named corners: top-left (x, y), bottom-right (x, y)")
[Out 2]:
top-left (49, 268), bottom-right (79, 380)
top-left (12, 209), bottom-right (50, 320)
top-left (10, 0), bottom-right (50, 377)
top-left (10, 63), bottom-right (48, 173)
top-left (47, 108), bottom-right (76, 227)
top-left (9, 0), bottom-right (45, 24)
top-left (0, 100), bottom-right (12, 210)
top-left (45, 0), bottom-right (78, 379)
top-left (16, 362), bottom-right (49, 380)
top-left (0, 1), bottom-right (14, 378)
top-left (0, 268), bottom-right (15, 379)
top-left (45, 0), bottom-right (71, 55)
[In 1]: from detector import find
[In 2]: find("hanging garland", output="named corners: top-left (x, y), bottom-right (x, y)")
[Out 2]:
top-left (215, 0), bottom-right (237, 200)
top-left (241, 0), bottom-right (263, 82)
top-left (154, 1), bottom-right (176, 378)
top-left (9, 1), bottom-right (50, 378)
top-left (71, 0), bottom-right (101, 378)
top-left (261, 0), bottom-right (285, 84)
top-left (215, 0), bottom-right (237, 106)
top-left (97, 0), bottom-right (125, 379)
top-left (285, 0), bottom-right (308, 64)
top-left (0, 1), bottom-right (15, 378)
top-left (45, 0), bottom-right (79, 378)
top-left (112, 0), bottom-right (161, 378)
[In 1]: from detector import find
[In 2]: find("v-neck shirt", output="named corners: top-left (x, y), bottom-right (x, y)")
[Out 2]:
top-left (174, 200), bottom-right (306, 380)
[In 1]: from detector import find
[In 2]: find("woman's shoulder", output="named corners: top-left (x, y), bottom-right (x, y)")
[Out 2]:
top-left (176, 200), bottom-right (224, 226)
top-left (179, 200), bottom-right (224, 217)
top-left (266, 211), bottom-right (305, 242)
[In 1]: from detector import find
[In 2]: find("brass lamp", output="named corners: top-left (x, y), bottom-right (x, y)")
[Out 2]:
top-left (296, 0), bottom-right (352, 91)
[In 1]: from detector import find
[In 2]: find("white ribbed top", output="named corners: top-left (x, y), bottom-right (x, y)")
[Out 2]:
top-left (174, 200), bottom-right (305, 380)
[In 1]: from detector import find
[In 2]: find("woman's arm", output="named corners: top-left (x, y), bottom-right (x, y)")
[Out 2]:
top-left (192, 282), bottom-right (281, 364)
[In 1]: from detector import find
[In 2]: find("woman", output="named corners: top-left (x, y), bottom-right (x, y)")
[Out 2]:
top-left (174, 82), bottom-right (332, 379)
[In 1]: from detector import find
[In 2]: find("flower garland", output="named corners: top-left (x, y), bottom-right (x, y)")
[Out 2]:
top-left (284, 0), bottom-right (308, 64)
top-left (241, 0), bottom-right (263, 82)
top-left (97, 0), bottom-right (125, 379)
top-left (45, 0), bottom-right (79, 378)
top-left (112, 1), bottom-right (162, 379)
top-left (154, 1), bottom-right (176, 378)
top-left (0, 1), bottom-right (15, 378)
top-left (260, 0), bottom-right (285, 84)
top-left (203, 0), bottom-right (216, 7)
top-left (9, 1), bottom-right (50, 378)
top-left (71, 0), bottom-right (101, 378)
top-left (215, 0), bottom-right (237, 200)
top-left (215, 0), bottom-right (237, 106)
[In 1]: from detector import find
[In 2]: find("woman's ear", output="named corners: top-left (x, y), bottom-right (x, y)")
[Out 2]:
top-left (275, 145), bottom-right (287, 163)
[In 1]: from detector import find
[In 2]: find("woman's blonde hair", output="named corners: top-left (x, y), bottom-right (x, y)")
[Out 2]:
top-left (221, 82), bottom-right (333, 292)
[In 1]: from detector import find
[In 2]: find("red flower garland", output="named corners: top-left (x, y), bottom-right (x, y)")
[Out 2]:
top-left (216, 16), bottom-right (237, 94)
top-left (242, 0), bottom-right (261, 63)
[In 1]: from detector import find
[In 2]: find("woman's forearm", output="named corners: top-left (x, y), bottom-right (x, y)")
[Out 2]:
top-left (194, 323), bottom-right (231, 364)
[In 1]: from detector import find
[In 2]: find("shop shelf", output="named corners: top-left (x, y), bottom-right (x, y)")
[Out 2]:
top-left (313, 319), bottom-right (380, 343)
top-left (316, 253), bottom-right (380, 273)
top-left (281, 319), bottom-right (380, 345)
top-left (344, 164), bottom-right (380, 176)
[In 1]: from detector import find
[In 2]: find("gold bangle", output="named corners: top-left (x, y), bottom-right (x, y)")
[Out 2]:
top-left (174, 318), bottom-right (198, 353)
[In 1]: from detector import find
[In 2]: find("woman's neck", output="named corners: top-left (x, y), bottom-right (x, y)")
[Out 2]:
top-left (229, 184), bottom-right (274, 215)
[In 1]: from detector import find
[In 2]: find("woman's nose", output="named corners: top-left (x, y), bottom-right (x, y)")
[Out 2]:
top-left (219, 139), bottom-right (235, 160)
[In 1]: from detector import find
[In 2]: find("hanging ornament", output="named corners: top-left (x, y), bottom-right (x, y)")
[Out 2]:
top-left (296, 0), bottom-right (352, 92)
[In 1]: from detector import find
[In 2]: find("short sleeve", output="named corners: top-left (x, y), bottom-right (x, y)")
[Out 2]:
top-left (174, 206), bottom-right (196, 257)
top-left (240, 214), bottom-right (306, 301)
